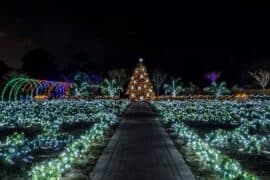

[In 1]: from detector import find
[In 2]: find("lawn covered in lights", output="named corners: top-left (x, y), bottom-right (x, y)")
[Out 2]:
top-left (152, 99), bottom-right (270, 179)
top-left (0, 99), bottom-right (128, 179)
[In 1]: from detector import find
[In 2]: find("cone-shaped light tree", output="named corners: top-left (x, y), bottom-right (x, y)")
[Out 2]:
top-left (126, 58), bottom-right (155, 100)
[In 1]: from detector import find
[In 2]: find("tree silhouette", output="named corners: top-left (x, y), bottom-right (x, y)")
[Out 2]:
top-left (22, 48), bottom-right (56, 79)
top-left (249, 70), bottom-right (270, 96)
top-left (151, 69), bottom-right (167, 96)
top-left (0, 60), bottom-right (10, 83)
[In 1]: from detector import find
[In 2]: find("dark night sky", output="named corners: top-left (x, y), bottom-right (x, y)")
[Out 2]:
top-left (0, 1), bottom-right (268, 84)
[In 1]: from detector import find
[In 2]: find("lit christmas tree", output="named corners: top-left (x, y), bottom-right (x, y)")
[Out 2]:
top-left (126, 58), bottom-right (155, 100)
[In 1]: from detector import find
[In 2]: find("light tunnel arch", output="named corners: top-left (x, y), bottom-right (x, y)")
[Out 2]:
top-left (1, 77), bottom-right (73, 101)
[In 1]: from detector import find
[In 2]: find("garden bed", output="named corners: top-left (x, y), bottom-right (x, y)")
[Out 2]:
top-left (153, 99), bottom-right (270, 179)
top-left (0, 100), bottom-right (129, 179)
top-left (61, 121), bottom-right (94, 137)
top-left (0, 127), bottom-right (42, 141)
top-left (220, 148), bottom-right (270, 180)
top-left (184, 120), bottom-right (238, 137)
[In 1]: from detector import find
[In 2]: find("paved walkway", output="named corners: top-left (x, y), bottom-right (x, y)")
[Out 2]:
top-left (90, 102), bottom-right (195, 180)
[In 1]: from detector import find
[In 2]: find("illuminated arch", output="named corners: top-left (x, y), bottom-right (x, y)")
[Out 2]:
top-left (1, 77), bottom-right (24, 101)
top-left (14, 79), bottom-right (37, 101)
top-left (1, 77), bottom-right (30, 101)
top-left (1, 77), bottom-right (73, 101)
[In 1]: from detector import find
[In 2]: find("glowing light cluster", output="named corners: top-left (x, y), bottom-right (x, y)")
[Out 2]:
top-left (153, 100), bottom-right (261, 179)
top-left (126, 58), bottom-right (155, 100)
top-left (0, 99), bottom-right (129, 178)
top-left (235, 93), bottom-right (249, 100)
top-left (29, 122), bottom-right (111, 179)
top-left (1, 77), bottom-right (72, 101)
top-left (153, 100), bottom-right (270, 154)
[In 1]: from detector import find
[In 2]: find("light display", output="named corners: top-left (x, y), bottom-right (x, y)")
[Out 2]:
top-left (153, 100), bottom-right (262, 179)
top-left (153, 99), bottom-right (270, 150)
top-left (204, 71), bottom-right (221, 83)
top-left (235, 93), bottom-right (249, 100)
top-left (203, 81), bottom-right (230, 96)
top-left (126, 58), bottom-right (155, 100)
top-left (1, 77), bottom-right (72, 101)
top-left (163, 77), bottom-right (184, 97)
top-left (0, 99), bottom-right (129, 179)
top-left (100, 79), bottom-right (121, 98)
top-left (34, 95), bottom-right (49, 101)
top-left (29, 122), bottom-right (111, 179)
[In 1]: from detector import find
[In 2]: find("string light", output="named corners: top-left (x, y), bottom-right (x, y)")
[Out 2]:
top-left (1, 77), bottom-right (72, 101)
top-left (153, 100), bottom-right (260, 179)
top-left (126, 58), bottom-right (155, 100)
top-left (0, 99), bottom-right (129, 175)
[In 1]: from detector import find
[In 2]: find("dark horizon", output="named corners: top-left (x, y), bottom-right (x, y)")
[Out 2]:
top-left (0, 1), bottom-right (268, 86)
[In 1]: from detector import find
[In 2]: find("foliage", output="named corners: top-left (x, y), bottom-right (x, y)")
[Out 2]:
top-left (153, 101), bottom-right (260, 179)
top-left (22, 48), bottom-right (56, 79)
top-left (79, 82), bottom-right (91, 97)
top-left (184, 82), bottom-right (199, 95)
top-left (3, 71), bottom-right (28, 81)
top-left (0, 100), bottom-right (128, 178)
top-left (100, 79), bottom-right (121, 97)
top-left (108, 69), bottom-right (127, 86)
top-left (30, 122), bottom-right (112, 179)
top-left (163, 77), bottom-right (184, 97)
top-left (231, 84), bottom-right (243, 94)
top-left (70, 71), bottom-right (100, 97)
top-left (108, 69), bottom-right (127, 96)
top-left (249, 70), bottom-right (270, 95)
top-left (203, 82), bottom-right (230, 96)
top-left (73, 72), bottom-right (91, 85)
top-left (154, 100), bottom-right (270, 154)
top-left (151, 69), bottom-right (167, 96)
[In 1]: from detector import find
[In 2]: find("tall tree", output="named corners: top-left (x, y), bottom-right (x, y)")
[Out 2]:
top-left (151, 69), bottom-right (167, 96)
top-left (108, 68), bottom-right (127, 97)
top-left (73, 71), bottom-right (91, 85)
top-left (22, 48), bottom-right (56, 79)
top-left (126, 58), bottom-right (155, 100)
top-left (249, 70), bottom-right (270, 95)
top-left (69, 52), bottom-right (91, 72)
top-left (0, 60), bottom-right (10, 82)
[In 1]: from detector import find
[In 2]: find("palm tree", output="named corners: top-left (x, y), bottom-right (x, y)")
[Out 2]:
top-left (151, 69), bottom-right (167, 96)
top-left (203, 81), bottom-right (230, 97)
top-left (108, 69), bottom-right (127, 97)
top-left (100, 79), bottom-right (122, 98)
top-left (79, 82), bottom-right (91, 97)
top-left (163, 77), bottom-right (184, 97)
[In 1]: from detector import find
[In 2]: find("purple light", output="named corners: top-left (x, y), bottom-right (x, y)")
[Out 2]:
top-left (204, 72), bottom-right (221, 83)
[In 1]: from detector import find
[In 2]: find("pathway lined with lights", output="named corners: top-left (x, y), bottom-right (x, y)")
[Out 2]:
top-left (90, 102), bottom-right (195, 180)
